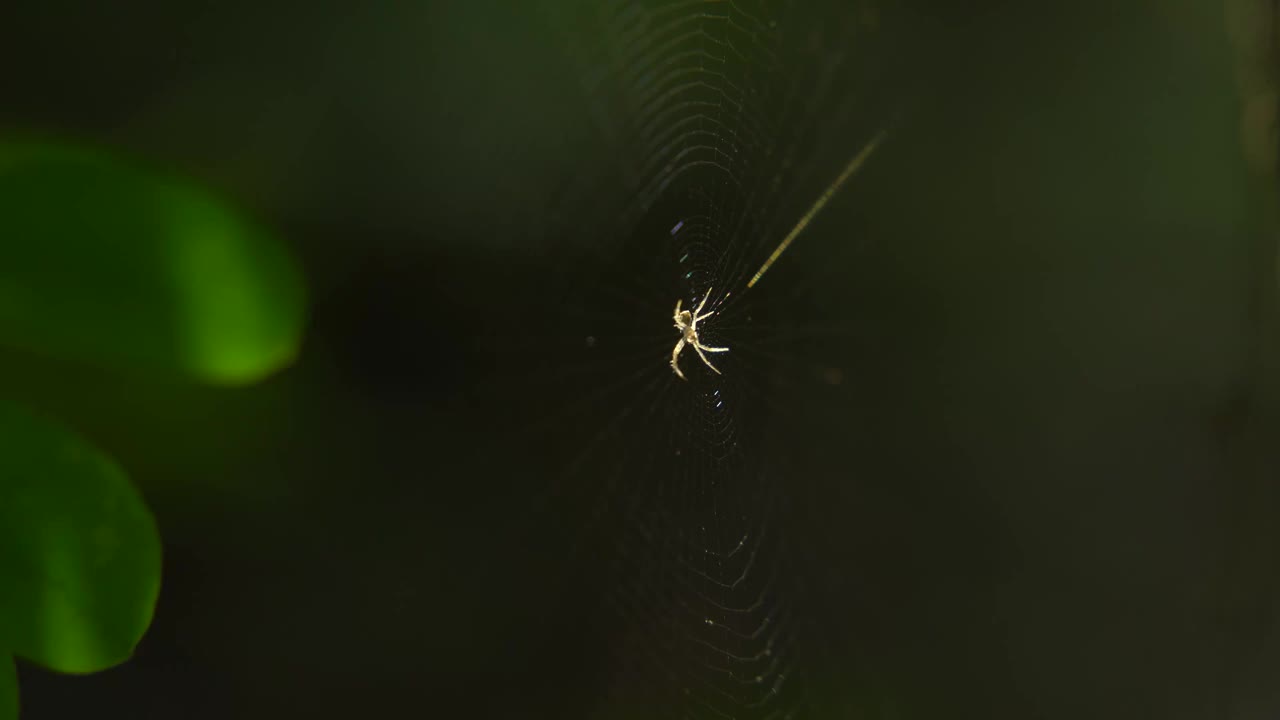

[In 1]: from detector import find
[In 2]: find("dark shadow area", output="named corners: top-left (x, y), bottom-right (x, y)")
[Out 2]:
top-left (1, 0), bottom-right (1278, 718)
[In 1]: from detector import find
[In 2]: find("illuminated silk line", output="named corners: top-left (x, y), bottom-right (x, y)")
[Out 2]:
top-left (747, 130), bottom-right (887, 289)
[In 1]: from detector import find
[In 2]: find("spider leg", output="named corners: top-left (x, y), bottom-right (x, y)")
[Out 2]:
top-left (700, 344), bottom-right (729, 352)
top-left (671, 338), bottom-right (687, 380)
top-left (693, 288), bottom-right (711, 317)
top-left (694, 288), bottom-right (723, 322)
top-left (692, 342), bottom-right (723, 375)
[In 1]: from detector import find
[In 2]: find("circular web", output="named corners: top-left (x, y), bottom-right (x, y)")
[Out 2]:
top-left (485, 1), bottom-right (897, 717)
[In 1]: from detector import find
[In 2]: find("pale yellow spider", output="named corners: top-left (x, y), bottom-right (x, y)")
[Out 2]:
top-left (671, 288), bottom-right (729, 380)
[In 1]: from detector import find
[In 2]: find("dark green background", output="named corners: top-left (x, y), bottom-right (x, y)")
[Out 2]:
top-left (2, 1), bottom-right (1278, 718)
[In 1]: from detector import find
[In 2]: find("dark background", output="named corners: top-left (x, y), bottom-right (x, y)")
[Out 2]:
top-left (2, 1), bottom-right (1279, 718)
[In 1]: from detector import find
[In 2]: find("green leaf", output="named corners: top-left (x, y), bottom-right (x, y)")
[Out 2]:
top-left (0, 400), bottom-right (160, 673)
top-left (0, 137), bottom-right (306, 384)
top-left (0, 657), bottom-right (15, 720)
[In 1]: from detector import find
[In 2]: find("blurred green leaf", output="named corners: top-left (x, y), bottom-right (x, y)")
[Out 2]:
top-left (0, 657), bottom-right (14, 720)
top-left (0, 400), bottom-right (160, 673)
top-left (0, 138), bottom-right (306, 384)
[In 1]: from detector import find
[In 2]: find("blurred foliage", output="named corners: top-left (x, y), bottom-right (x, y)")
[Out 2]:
top-left (0, 660), bottom-right (12, 720)
top-left (0, 139), bottom-right (306, 385)
top-left (0, 136), bottom-right (307, 719)
top-left (0, 401), bottom-right (159, 673)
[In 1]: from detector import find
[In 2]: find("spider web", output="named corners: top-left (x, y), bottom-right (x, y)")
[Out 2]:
top-left (479, 1), bottom-right (900, 717)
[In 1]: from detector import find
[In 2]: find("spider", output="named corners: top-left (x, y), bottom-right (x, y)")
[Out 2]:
top-left (671, 288), bottom-right (729, 380)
